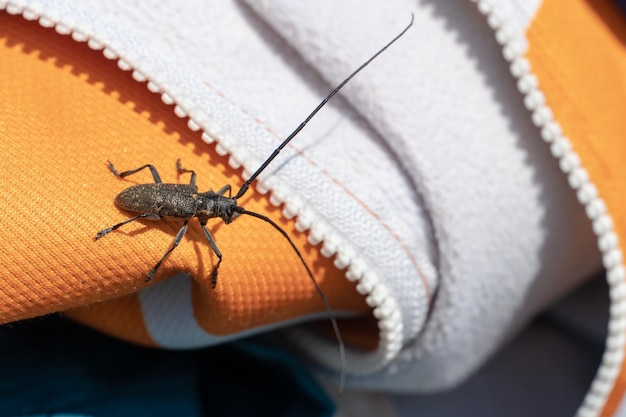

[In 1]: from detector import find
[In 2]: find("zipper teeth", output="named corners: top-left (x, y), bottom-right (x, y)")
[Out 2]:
top-left (472, 1), bottom-right (626, 416)
top-left (2, 1), bottom-right (404, 374)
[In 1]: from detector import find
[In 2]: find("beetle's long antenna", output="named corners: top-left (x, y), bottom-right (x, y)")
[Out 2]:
top-left (238, 207), bottom-right (347, 394)
top-left (234, 14), bottom-right (414, 200)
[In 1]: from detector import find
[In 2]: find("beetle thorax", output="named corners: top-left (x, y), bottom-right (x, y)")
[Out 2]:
top-left (196, 191), bottom-right (239, 224)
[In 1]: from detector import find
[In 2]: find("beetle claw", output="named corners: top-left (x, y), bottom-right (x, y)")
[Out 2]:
top-left (146, 269), bottom-right (156, 282)
top-left (211, 268), bottom-right (218, 288)
top-left (94, 228), bottom-right (112, 240)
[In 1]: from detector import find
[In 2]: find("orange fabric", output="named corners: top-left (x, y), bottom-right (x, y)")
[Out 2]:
top-left (65, 296), bottom-right (157, 347)
top-left (0, 14), bottom-right (373, 347)
top-left (527, 0), bottom-right (626, 415)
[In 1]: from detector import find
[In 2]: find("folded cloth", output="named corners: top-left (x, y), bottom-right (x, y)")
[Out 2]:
top-left (1, 1), bottom-right (626, 416)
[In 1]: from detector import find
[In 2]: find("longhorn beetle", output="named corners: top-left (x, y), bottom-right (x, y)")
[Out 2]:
top-left (95, 15), bottom-right (414, 393)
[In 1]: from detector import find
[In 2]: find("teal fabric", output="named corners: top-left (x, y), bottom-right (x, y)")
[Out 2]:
top-left (0, 316), bottom-right (334, 417)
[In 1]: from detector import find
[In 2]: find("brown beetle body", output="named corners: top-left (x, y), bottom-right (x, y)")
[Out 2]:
top-left (114, 183), bottom-right (240, 225)
top-left (115, 183), bottom-right (199, 219)
top-left (95, 160), bottom-right (243, 286)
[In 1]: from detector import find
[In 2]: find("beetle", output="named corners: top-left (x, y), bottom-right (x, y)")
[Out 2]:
top-left (95, 159), bottom-right (301, 288)
top-left (95, 15), bottom-right (414, 393)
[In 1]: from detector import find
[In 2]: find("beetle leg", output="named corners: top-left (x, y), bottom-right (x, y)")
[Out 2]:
top-left (107, 161), bottom-right (163, 183)
top-left (95, 213), bottom-right (161, 240)
top-left (176, 159), bottom-right (196, 186)
top-left (216, 184), bottom-right (232, 198)
top-left (201, 224), bottom-right (223, 288)
top-left (146, 220), bottom-right (189, 282)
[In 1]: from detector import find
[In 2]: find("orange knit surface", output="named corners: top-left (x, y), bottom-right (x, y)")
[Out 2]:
top-left (527, 0), bottom-right (626, 415)
top-left (0, 13), bottom-right (373, 347)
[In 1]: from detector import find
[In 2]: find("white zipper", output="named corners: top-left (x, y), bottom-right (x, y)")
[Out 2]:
top-left (1, 0), bottom-right (405, 376)
top-left (470, 1), bottom-right (626, 416)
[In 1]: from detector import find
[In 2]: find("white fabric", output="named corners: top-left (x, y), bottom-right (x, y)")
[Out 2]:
top-left (20, 0), bottom-right (602, 391)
